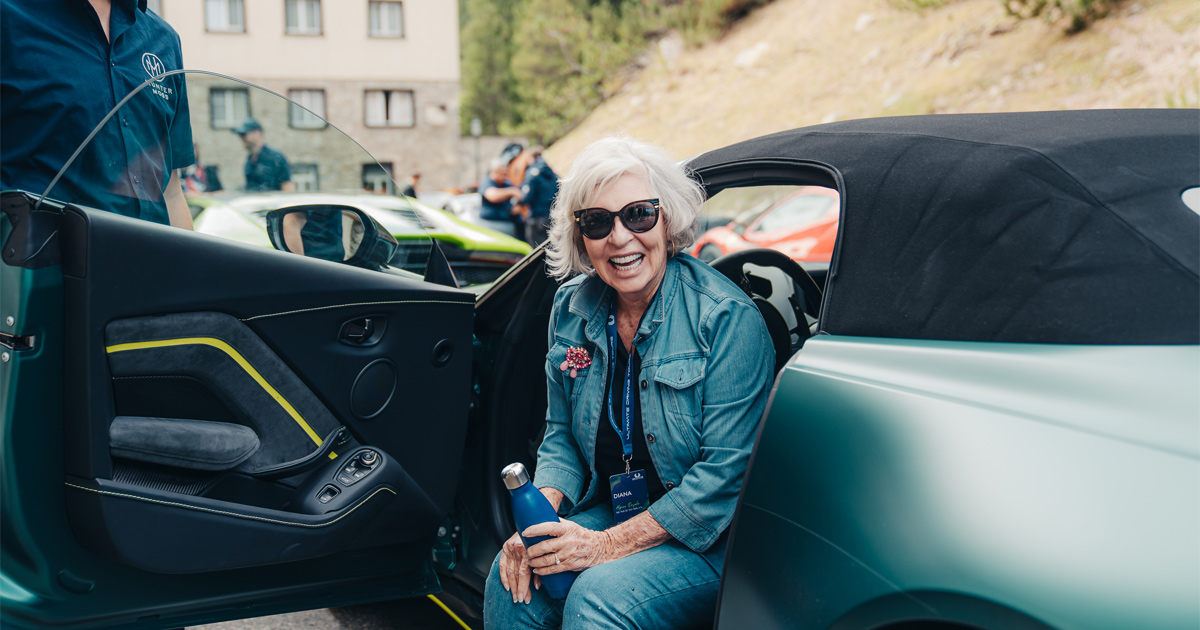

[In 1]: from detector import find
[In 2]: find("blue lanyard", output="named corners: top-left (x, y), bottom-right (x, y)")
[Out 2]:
top-left (605, 300), bottom-right (636, 473)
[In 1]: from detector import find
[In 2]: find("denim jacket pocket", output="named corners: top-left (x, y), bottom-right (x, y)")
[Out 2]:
top-left (652, 355), bottom-right (706, 460)
top-left (549, 340), bottom-right (596, 404)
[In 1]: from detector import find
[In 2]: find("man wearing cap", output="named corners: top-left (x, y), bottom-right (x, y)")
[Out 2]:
top-left (479, 157), bottom-right (522, 236)
top-left (517, 146), bottom-right (558, 246)
top-left (234, 119), bottom-right (294, 192)
top-left (0, 0), bottom-right (195, 229)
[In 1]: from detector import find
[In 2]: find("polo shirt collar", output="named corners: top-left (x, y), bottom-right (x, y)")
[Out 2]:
top-left (104, 0), bottom-right (140, 44)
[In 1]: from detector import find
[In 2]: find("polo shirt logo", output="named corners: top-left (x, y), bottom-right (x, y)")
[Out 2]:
top-left (141, 52), bottom-right (166, 82)
top-left (142, 52), bottom-right (174, 102)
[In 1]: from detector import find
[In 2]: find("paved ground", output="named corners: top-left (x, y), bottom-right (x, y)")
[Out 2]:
top-left (195, 598), bottom-right (474, 630)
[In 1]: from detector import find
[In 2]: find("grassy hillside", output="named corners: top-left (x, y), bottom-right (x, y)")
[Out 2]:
top-left (544, 0), bottom-right (1198, 168)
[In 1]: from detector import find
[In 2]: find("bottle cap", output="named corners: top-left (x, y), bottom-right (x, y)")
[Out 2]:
top-left (501, 462), bottom-right (530, 490)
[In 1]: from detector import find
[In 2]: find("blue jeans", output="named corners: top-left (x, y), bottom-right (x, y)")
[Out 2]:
top-left (484, 505), bottom-right (720, 629)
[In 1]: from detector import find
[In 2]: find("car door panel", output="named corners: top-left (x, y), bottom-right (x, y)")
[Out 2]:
top-left (2, 196), bottom-right (473, 627)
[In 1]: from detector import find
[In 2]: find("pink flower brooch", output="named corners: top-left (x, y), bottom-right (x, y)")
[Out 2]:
top-left (559, 346), bottom-right (592, 378)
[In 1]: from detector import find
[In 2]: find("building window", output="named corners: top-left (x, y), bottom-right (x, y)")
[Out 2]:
top-left (286, 0), bottom-right (322, 35)
top-left (364, 90), bottom-right (414, 128)
top-left (362, 163), bottom-right (394, 194)
top-left (210, 88), bottom-right (250, 129)
top-left (146, 0), bottom-right (163, 16)
top-left (288, 89), bottom-right (327, 129)
top-left (368, 1), bottom-right (403, 37)
top-left (205, 0), bottom-right (245, 32)
top-left (291, 164), bottom-right (320, 192)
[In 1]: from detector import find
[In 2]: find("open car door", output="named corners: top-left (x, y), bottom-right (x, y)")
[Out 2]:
top-left (1, 71), bottom-right (474, 629)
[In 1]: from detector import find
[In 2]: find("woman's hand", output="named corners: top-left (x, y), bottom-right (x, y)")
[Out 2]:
top-left (498, 487), bottom-right (563, 604)
top-left (524, 520), bottom-right (613, 575)
top-left (498, 531), bottom-right (542, 604)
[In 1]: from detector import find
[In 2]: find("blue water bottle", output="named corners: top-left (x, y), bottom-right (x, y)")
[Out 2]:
top-left (501, 462), bottom-right (578, 600)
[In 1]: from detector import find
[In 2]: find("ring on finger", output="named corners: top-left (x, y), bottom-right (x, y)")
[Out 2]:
top-left (554, 552), bottom-right (560, 565)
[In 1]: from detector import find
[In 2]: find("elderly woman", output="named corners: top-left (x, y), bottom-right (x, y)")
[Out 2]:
top-left (484, 137), bottom-right (775, 629)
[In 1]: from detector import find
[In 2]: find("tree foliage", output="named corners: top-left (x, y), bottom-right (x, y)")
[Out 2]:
top-left (460, 0), bottom-right (519, 136)
top-left (460, 0), bottom-right (761, 146)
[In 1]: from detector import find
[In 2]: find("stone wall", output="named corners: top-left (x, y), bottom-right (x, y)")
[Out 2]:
top-left (187, 74), bottom-right (523, 193)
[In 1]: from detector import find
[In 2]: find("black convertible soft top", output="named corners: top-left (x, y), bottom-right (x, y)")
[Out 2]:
top-left (689, 109), bottom-right (1200, 344)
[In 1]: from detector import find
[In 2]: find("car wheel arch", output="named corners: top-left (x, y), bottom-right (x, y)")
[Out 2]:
top-left (828, 590), bottom-right (1056, 630)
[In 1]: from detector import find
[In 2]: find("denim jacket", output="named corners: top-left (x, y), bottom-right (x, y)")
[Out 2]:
top-left (534, 254), bottom-right (775, 555)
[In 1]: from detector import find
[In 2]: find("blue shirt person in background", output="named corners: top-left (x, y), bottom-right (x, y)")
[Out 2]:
top-left (233, 119), bottom-right (294, 192)
top-left (518, 146), bottom-right (559, 246)
top-left (479, 157), bottom-right (522, 236)
top-left (0, 0), bottom-right (195, 229)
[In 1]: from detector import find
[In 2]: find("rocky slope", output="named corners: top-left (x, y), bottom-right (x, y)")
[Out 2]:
top-left (544, 0), bottom-right (1198, 168)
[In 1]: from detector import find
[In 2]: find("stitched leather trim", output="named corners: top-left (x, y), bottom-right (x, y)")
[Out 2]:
top-left (241, 299), bottom-right (471, 322)
top-left (64, 482), bottom-right (396, 528)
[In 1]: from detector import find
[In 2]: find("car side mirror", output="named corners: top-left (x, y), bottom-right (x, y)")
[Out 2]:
top-left (266, 205), bottom-right (398, 271)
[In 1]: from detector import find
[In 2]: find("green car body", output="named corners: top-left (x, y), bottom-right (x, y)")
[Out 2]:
top-left (720, 337), bottom-right (1198, 629)
top-left (2, 70), bottom-right (1197, 630)
top-left (194, 192), bottom-right (530, 286)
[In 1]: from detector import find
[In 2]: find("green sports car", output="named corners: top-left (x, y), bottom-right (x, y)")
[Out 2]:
top-left (1, 69), bottom-right (1197, 630)
top-left (193, 192), bottom-right (530, 287)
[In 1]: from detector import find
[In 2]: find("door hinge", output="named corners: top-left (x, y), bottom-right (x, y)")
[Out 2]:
top-left (432, 515), bottom-right (461, 571)
top-left (0, 331), bottom-right (36, 352)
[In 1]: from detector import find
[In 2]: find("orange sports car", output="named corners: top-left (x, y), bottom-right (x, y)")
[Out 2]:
top-left (692, 186), bottom-right (840, 265)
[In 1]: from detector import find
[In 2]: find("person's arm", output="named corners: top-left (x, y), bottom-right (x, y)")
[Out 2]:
top-left (498, 286), bottom-right (586, 603)
top-left (482, 185), bottom-right (521, 203)
top-left (523, 507), bottom-right (671, 578)
top-left (641, 298), bottom-right (774, 552)
top-left (282, 212), bottom-right (307, 254)
top-left (277, 154), bottom-right (294, 192)
top-left (164, 170), bottom-right (194, 230)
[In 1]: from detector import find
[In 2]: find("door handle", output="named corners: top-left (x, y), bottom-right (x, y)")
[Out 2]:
top-left (339, 316), bottom-right (386, 346)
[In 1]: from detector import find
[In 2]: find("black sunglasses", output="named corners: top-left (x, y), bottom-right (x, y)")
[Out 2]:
top-left (573, 199), bottom-right (661, 240)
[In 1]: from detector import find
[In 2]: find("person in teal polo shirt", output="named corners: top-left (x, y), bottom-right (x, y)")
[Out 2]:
top-left (0, 0), bottom-right (194, 229)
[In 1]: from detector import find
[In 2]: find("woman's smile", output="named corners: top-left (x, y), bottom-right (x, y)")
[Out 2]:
top-left (609, 252), bottom-right (645, 273)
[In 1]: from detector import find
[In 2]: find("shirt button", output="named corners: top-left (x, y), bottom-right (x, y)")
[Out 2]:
top-left (665, 481), bottom-right (675, 489)
top-left (640, 380), bottom-right (648, 390)
top-left (646, 433), bottom-right (655, 443)
top-left (110, 61), bottom-right (115, 66)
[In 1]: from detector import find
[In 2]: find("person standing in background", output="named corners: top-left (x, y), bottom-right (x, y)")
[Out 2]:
top-left (234, 118), bottom-right (294, 193)
top-left (518, 146), bottom-right (558, 246)
top-left (401, 172), bottom-right (420, 198)
top-left (181, 143), bottom-right (223, 196)
top-left (479, 157), bottom-right (523, 236)
top-left (0, 0), bottom-right (195, 229)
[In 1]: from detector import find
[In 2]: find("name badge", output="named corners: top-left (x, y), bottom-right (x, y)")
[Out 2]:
top-left (609, 469), bottom-right (650, 524)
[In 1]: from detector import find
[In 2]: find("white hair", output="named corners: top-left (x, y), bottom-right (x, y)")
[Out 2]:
top-left (545, 137), bottom-right (704, 280)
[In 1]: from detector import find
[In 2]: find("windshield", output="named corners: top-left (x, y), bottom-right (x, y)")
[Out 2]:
top-left (40, 70), bottom-right (435, 276)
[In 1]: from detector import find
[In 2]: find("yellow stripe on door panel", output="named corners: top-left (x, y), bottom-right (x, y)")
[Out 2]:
top-left (106, 337), bottom-right (324, 447)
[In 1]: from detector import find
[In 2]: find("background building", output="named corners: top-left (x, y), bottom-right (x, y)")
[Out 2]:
top-left (156, 0), bottom-right (502, 192)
